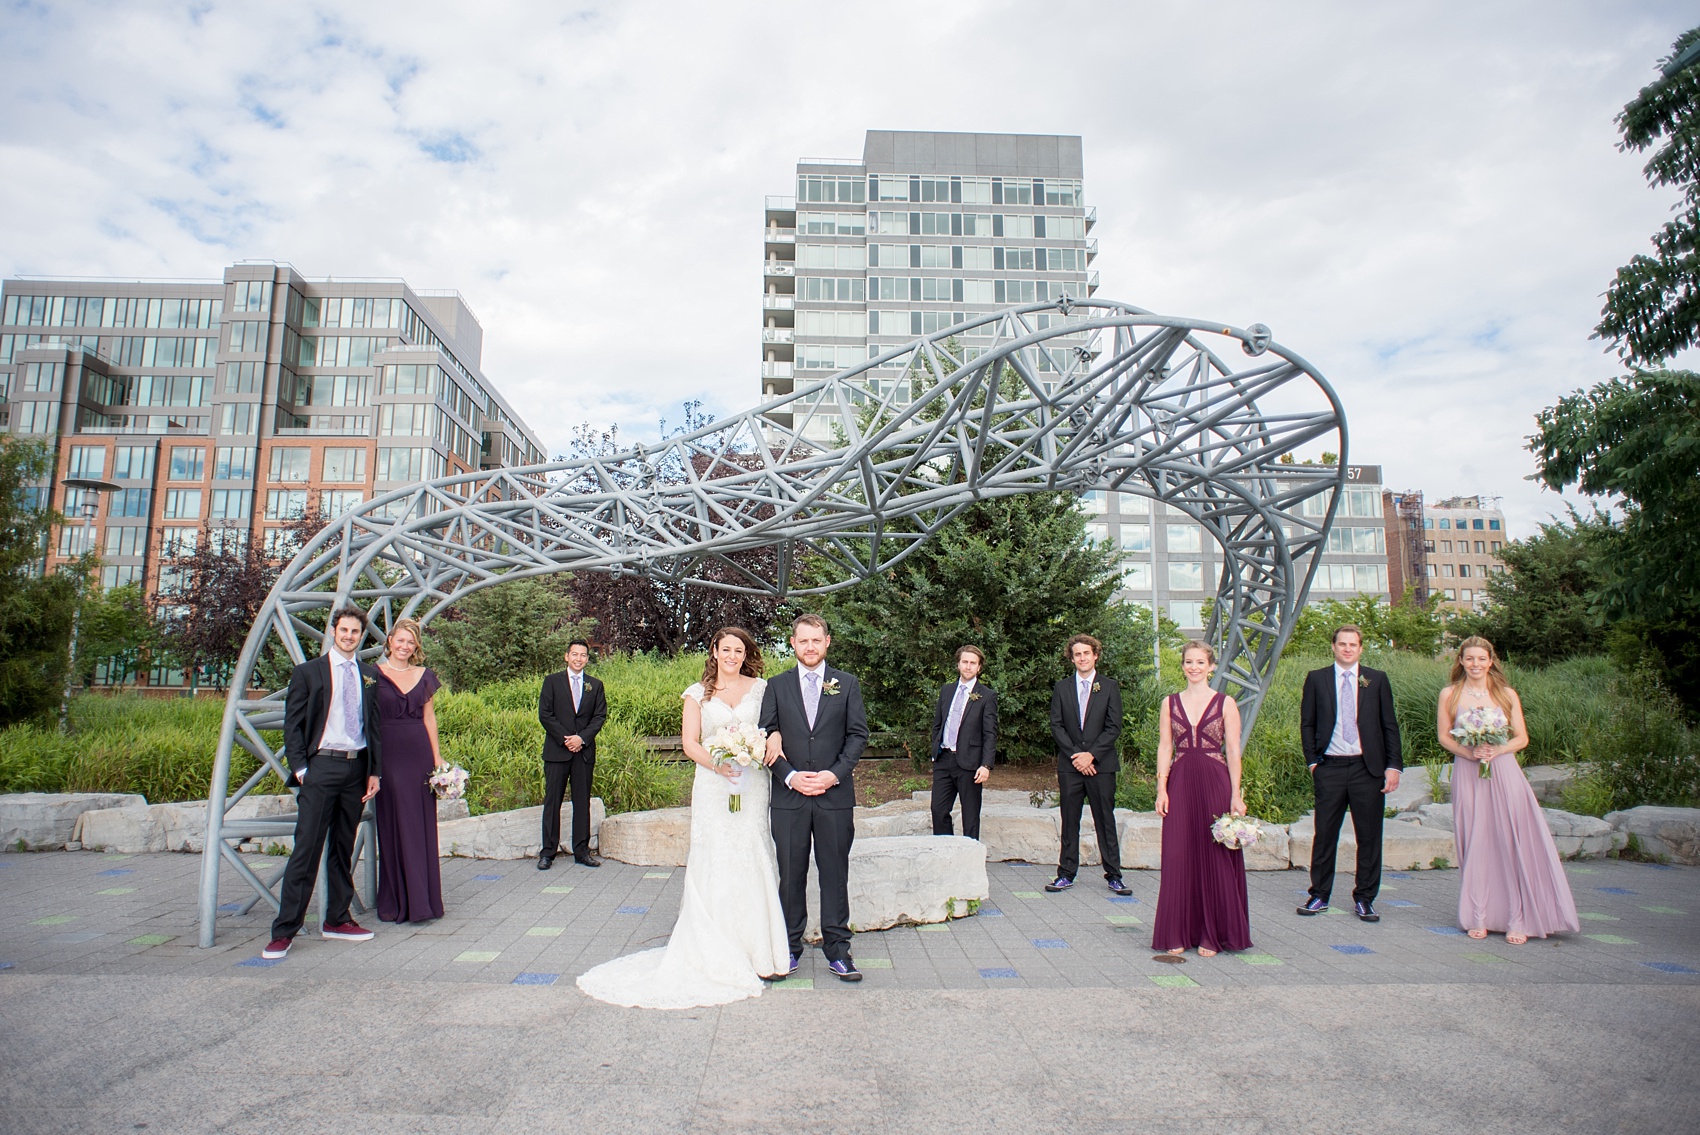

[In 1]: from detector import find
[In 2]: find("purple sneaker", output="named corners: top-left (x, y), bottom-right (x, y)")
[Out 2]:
top-left (1296, 896), bottom-right (1329, 916)
top-left (828, 958), bottom-right (862, 982)
top-left (1108, 877), bottom-right (1132, 896)
top-left (1044, 877), bottom-right (1074, 892)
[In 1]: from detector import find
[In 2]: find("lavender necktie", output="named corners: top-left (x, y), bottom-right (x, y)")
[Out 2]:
top-left (340, 660), bottom-right (362, 743)
top-left (804, 671), bottom-right (821, 729)
top-left (1079, 678), bottom-right (1091, 729)
top-left (1340, 670), bottom-right (1359, 748)
top-left (943, 683), bottom-right (969, 750)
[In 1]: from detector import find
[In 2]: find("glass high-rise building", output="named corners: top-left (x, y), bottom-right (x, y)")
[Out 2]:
top-left (761, 130), bottom-right (1098, 442)
top-left (0, 261), bottom-right (545, 681)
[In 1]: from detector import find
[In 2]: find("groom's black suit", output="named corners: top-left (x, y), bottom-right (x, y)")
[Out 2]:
top-left (759, 664), bottom-right (868, 962)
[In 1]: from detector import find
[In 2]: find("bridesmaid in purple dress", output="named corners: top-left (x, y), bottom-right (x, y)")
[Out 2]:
top-left (374, 617), bottom-right (445, 923)
top-left (1438, 636), bottom-right (1577, 945)
top-left (1152, 641), bottom-right (1253, 956)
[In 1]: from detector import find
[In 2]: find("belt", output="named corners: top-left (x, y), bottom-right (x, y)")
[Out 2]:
top-left (315, 747), bottom-right (365, 760)
top-left (1323, 753), bottom-right (1364, 761)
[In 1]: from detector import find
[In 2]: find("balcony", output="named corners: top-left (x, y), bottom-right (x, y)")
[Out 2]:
top-left (763, 261), bottom-right (795, 278)
top-left (761, 361), bottom-right (793, 379)
top-left (1086, 238), bottom-right (1099, 263)
top-left (765, 195), bottom-right (796, 224)
top-left (1087, 271), bottom-right (1100, 294)
top-left (762, 294), bottom-right (795, 312)
top-left (1085, 205), bottom-right (1097, 231)
top-left (762, 327), bottom-right (794, 345)
top-left (764, 227), bottom-right (796, 247)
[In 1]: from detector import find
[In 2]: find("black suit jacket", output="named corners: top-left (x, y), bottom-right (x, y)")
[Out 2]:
top-left (1299, 664), bottom-right (1403, 776)
top-left (930, 680), bottom-right (997, 772)
top-left (539, 670), bottom-right (607, 762)
top-left (758, 665), bottom-right (868, 811)
top-left (1050, 673), bottom-right (1122, 775)
top-left (282, 652), bottom-right (385, 784)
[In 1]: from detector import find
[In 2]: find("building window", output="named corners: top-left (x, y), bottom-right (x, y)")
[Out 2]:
top-left (265, 489), bottom-right (308, 520)
top-left (1459, 564), bottom-right (1472, 579)
top-left (230, 280), bottom-right (272, 313)
top-left (1086, 522), bottom-right (1110, 544)
top-left (1440, 541), bottom-right (1452, 553)
top-left (67, 446), bottom-right (106, 480)
top-left (109, 488), bottom-right (152, 518)
top-left (1443, 588), bottom-right (1457, 600)
top-left (209, 489), bottom-right (252, 520)
top-left (1442, 564), bottom-right (1455, 578)
top-left (224, 361), bottom-right (263, 393)
top-left (102, 565), bottom-right (144, 589)
top-left (1166, 524), bottom-right (1203, 553)
top-left (162, 489), bottom-right (202, 520)
top-left (262, 528), bottom-right (301, 559)
top-left (1461, 589), bottom-right (1473, 602)
top-left (214, 447), bottom-right (256, 481)
top-left (168, 447), bottom-right (205, 481)
top-left (1491, 541), bottom-right (1503, 553)
top-left (1472, 519), bottom-right (1485, 530)
top-left (1439, 519), bottom-right (1451, 529)
top-left (268, 448), bottom-right (311, 482)
top-left (320, 490), bottom-right (364, 518)
top-left (1121, 560), bottom-right (1152, 590)
top-left (1474, 540), bottom-right (1486, 554)
top-left (1170, 600), bottom-right (1204, 628)
top-left (113, 446), bottom-right (155, 481)
top-left (104, 527), bottom-right (148, 557)
top-left (219, 402), bottom-right (261, 436)
top-left (159, 527), bottom-right (198, 557)
top-left (1118, 523), bottom-right (1151, 553)
top-left (1423, 540), bottom-right (1435, 553)
top-left (1168, 561), bottom-right (1204, 590)
top-left (1425, 563), bottom-right (1437, 577)
top-left (1489, 519), bottom-right (1501, 531)
top-left (322, 448), bottom-right (367, 483)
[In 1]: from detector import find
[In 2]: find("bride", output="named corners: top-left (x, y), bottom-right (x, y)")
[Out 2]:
top-left (576, 627), bottom-right (790, 1008)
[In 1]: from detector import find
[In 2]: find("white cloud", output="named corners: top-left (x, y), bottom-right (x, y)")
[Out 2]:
top-left (0, 0), bottom-right (1692, 535)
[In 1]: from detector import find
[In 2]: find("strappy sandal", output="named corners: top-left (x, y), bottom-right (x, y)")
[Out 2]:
top-left (1506, 933), bottom-right (1528, 946)
top-left (1198, 948), bottom-right (1218, 958)
top-left (1466, 929), bottom-right (1488, 939)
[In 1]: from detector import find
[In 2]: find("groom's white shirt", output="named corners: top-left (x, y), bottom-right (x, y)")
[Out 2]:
top-left (783, 660), bottom-right (829, 789)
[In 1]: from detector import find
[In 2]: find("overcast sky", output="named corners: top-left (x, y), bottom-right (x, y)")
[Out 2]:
top-left (2, 1), bottom-right (1693, 536)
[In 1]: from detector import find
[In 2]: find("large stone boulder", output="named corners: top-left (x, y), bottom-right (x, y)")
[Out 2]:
top-left (979, 804), bottom-right (1061, 864)
top-left (1524, 765), bottom-right (1587, 805)
top-left (854, 799), bottom-right (932, 839)
top-left (1115, 811), bottom-right (1163, 870)
top-left (440, 799), bottom-right (607, 860)
top-left (595, 805), bottom-right (687, 866)
top-left (1288, 812), bottom-right (1456, 871)
top-left (1541, 808), bottom-right (1625, 858)
top-left (73, 804), bottom-right (164, 853)
top-left (1241, 820), bottom-right (1293, 871)
top-left (912, 787), bottom-right (1048, 809)
top-left (805, 834), bottom-right (988, 942)
top-left (1, 792), bottom-right (147, 850)
top-left (1414, 802), bottom-right (1455, 832)
top-left (1604, 806), bottom-right (1700, 865)
top-left (1383, 775), bottom-right (1433, 814)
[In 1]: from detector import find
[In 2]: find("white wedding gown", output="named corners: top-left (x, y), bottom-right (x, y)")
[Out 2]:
top-left (576, 679), bottom-right (789, 1009)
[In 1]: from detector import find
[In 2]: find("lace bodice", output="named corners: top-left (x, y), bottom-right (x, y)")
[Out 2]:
top-left (684, 679), bottom-right (766, 736)
top-left (1169, 692), bottom-right (1227, 762)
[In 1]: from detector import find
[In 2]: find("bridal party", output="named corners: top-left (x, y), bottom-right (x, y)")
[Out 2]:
top-left (258, 609), bottom-right (1582, 1009)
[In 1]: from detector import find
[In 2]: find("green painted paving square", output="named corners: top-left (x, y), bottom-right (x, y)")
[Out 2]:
top-left (96, 887), bottom-right (135, 895)
top-left (30, 916), bottom-right (73, 926)
top-left (643, 872), bottom-right (673, 879)
top-left (1465, 953), bottom-right (1510, 964)
top-left (771, 977), bottom-right (812, 990)
top-left (455, 950), bottom-right (501, 963)
top-left (858, 957), bottom-right (893, 969)
top-left (1149, 974), bottom-right (1199, 988)
top-left (1577, 912), bottom-right (1620, 921)
top-left (128, 934), bottom-right (173, 946)
top-left (1240, 954), bottom-right (1284, 966)
top-left (525, 927), bottom-right (564, 937)
top-left (1642, 906), bottom-right (1685, 915)
top-left (1010, 891), bottom-right (1043, 899)
top-left (541, 886), bottom-right (574, 894)
top-left (1584, 934), bottom-right (1638, 945)
top-left (1105, 915), bottom-right (1142, 925)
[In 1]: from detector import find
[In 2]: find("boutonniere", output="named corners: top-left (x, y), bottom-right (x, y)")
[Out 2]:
top-left (1357, 675), bottom-right (1370, 690)
top-left (362, 675), bottom-right (377, 689)
top-left (1092, 681), bottom-right (1102, 693)
top-left (821, 677), bottom-right (842, 696)
top-left (967, 691), bottom-right (982, 702)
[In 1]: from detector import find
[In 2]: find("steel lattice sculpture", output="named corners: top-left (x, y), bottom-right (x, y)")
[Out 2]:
top-left (196, 298), bottom-right (1347, 945)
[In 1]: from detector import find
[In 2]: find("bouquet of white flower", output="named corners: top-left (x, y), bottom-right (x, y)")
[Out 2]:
top-left (1210, 813), bottom-right (1262, 850)
top-left (428, 764), bottom-right (469, 801)
top-left (706, 721), bottom-right (766, 812)
top-left (1450, 707), bottom-right (1510, 779)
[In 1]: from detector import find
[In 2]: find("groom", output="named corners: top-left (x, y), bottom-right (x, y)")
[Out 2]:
top-left (760, 613), bottom-right (869, 982)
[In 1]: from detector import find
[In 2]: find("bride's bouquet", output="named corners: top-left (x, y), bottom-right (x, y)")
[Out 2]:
top-left (428, 764), bottom-right (469, 800)
top-left (1450, 707), bottom-right (1510, 779)
top-left (1210, 813), bottom-right (1263, 850)
top-left (706, 721), bottom-right (766, 812)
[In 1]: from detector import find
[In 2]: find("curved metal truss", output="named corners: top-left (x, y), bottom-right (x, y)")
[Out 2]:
top-left (197, 298), bottom-right (1347, 944)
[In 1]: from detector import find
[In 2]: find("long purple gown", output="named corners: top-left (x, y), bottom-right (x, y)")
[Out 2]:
top-left (1452, 707), bottom-right (1578, 938)
top-left (375, 667), bottom-right (444, 923)
top-left (1151, 692), bottom-right (1253, 953)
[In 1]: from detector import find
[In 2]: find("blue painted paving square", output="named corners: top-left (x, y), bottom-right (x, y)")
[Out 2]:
top-left (1331, 944), bottom-right (1374, 955)
top-left (979, 967), bottom-right (1019, 979)
top-left (512, 972), bottom-right (560, 985)
top-left (617, 906), bottom-right (648, 914)
top-left (1032, 939), bottom-right (1069, 949)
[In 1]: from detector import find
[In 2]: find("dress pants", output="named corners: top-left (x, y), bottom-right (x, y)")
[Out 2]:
top-left (931, 757), bottom-right (984, 839)
top-left (1057, 762), bottom-right (1122, 880)
top-left (542, 757), bottom-right (594, 858)
top-left (272, 751), bottom-right (368, 940)
top-left (1308, 756), bottom-right (1385, 905)
top-left (771, 800), bottom-right (854, 961)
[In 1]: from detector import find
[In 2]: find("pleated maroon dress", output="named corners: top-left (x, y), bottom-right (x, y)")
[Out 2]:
top-left (1151, 692), bottom-right (1253, 953)
top-left (374, 668), bottom-right (444, 923)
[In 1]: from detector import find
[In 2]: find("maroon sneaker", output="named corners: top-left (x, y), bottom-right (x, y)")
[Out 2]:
top-left (261, 936), bottom-right (293, 959)
top-left (321, 920), bottom-right (374, 942)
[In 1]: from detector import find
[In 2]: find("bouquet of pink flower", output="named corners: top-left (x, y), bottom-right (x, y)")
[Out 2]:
top-left (706, 721), bottom-right (767, 812)
top-left (1450, 707), bottom-right (1510, 779)
top-left (428, 764), bottom-right (469, 800)
top-left (1210, 814), bottom-right (1262, 850)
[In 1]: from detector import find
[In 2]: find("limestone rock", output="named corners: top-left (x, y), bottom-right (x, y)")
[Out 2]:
top-left (1603, 805), bottom-right (1700, 865)
top-left (595, 805), bottom-right (689, 866)
top-left (1288, 812), bottom-right (1456, 871)
top-left (437, 798), bottom-right (471, 822)
top-left (1541, 808), bottom-right (1624, 858)
top-left (73, 805), bottom-right (163, 854)
top-left (1241, 820), bottom-right (1292, 872)
top-left (1115, 811), bottom-right (1163, 870)
top-left (978, 805), bottom-right (1060, 864)
top-left (1524, 765), bottom-right (1586, 805)
top-left (1, 792), bottom-right (147, 850)
top-left (806, 834), bottom-right (989, 942)
top-left (854, 800), bottom-right (932, 839)
top-left (1383, 775), bottom-right (1433, 814)
top-left (440, 798), bottom-right (607, 860)
top-left (912, 787), bottom-right (1046, 809)
top-left (1415, 803), bottom-right (1455, 832)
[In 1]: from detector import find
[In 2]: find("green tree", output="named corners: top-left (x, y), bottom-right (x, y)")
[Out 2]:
top-left (1446, 516), bottom-right (1608, 665)
top-left (155, 527), bottom-right (281, 691)
top-left (1285, 586), bottom-right (1447, 657)
top-left (0, 437), bottom-right (78, 726)
top-left (76, 582), bottom-right (156, 687)
top-left (819, 490), bottom-right (1157, 762)
top-left (1595, 26), bottom-right (1700, 365)
top-left (428, 576), bottom-right (594, 691)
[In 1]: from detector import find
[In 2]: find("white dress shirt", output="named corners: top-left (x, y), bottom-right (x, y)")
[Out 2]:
top-left (942, 677), bottom-right (977, 750)
top-left (1324, 663), bottom-right (1362, 756)
top-left (315, 647), bottom-right (368, 752)
top-left (785, 661), bottom-right (830, 788)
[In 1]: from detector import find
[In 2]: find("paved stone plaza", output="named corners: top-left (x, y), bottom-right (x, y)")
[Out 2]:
top-left (3, 849), bottom-right (1697, 1133)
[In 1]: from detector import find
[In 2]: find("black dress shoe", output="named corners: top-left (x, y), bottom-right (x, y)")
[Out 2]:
top-left (537, 855), bottom-right (554, 871)
top-left (574, 853), bottom-right (602, 868)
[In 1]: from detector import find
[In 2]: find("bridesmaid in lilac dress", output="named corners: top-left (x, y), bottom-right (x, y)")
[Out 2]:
top-left (374, 617), bottom-right (446, 923)
top-left (1438, 636), bottom-right (1577, 945)
top-left (1152, 641), bottom-right (1253, 956)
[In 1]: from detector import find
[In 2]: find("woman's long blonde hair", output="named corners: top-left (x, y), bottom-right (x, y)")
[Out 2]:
top-left (701, 627), bottom-right (763, 697)
top-left (386, 617), bottom-right (427, 667)
top-left (1444, 635), bottom-right (1513, 720)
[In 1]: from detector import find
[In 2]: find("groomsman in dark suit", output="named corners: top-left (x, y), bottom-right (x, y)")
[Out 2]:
top-left (537, 639), bottom-right (607, 870)
top-left (759, 614), bottom-right (869, 982)
top-left (262, 605), bottom-right (384, 960)
top-left (1046, 634), bottom-right (1132, 896)
top-left (1297, 624), bottom-right (1403, 922)
top-left (929, 644), bottom-right (997, 839)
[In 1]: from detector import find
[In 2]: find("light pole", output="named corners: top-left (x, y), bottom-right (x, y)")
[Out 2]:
top-left (59, 475), bottom-right (120, 731)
